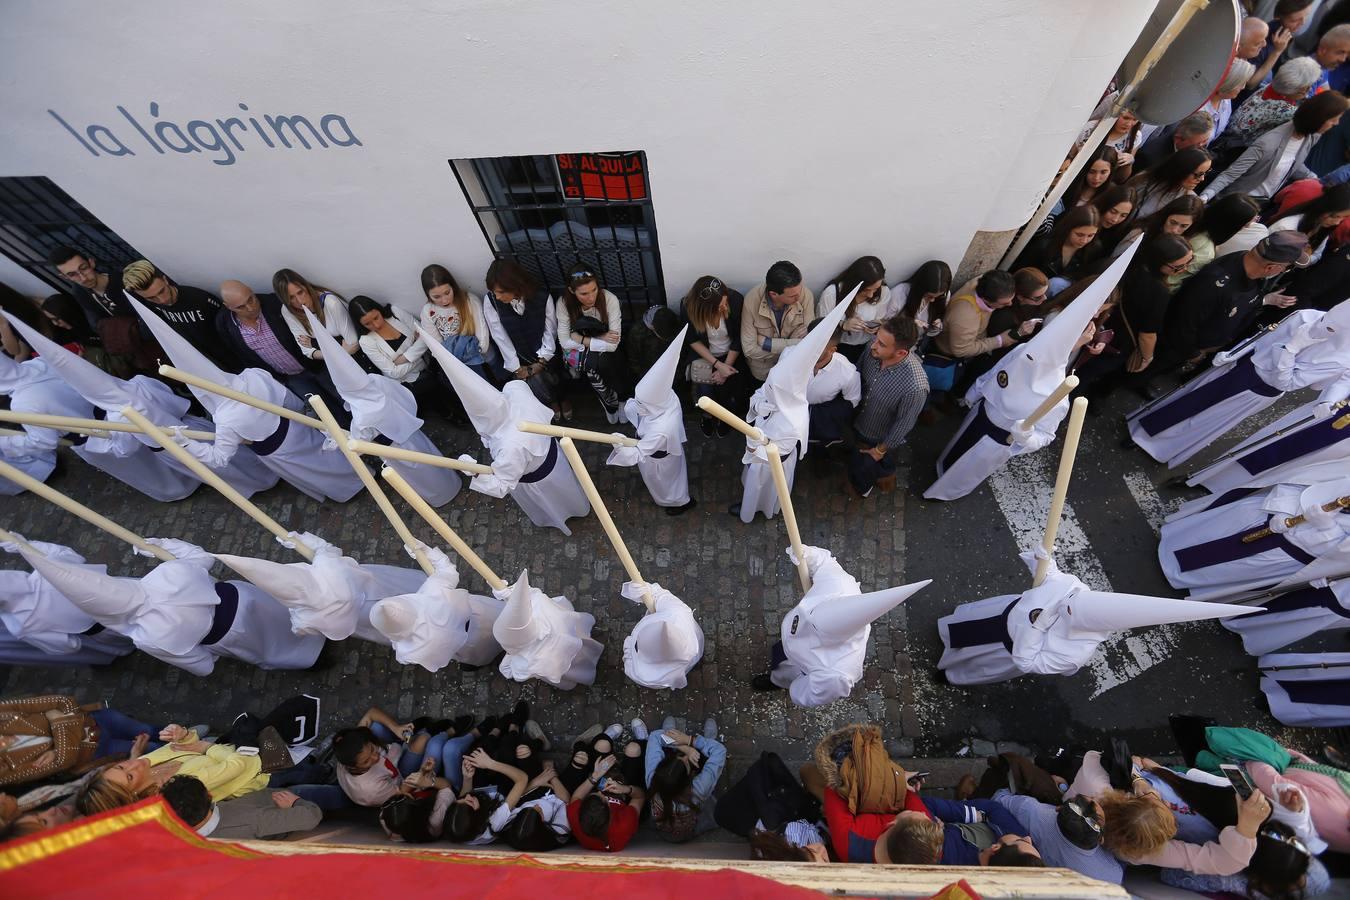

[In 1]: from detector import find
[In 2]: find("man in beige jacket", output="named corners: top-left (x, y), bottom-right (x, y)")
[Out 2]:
top-left (741, 260), bottom-right (816, 381)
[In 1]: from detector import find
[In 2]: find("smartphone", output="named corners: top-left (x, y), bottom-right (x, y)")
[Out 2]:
top-left (864, 320), bottom-right (882, 329)
top-left (1220, 763), bottom-right (1254, 799)
top-left (907, 771), bottom-right (930, 784)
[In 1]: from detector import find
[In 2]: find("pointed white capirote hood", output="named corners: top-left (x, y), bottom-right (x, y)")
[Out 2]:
top-left (974, 238), bottom-right (1140, 417)
top-left (756, 285), bottom-right (855, 447)
top-left (418, 324), bottom-right (510, 438)
top-left (212, 553), bottom-right (317, 606)
top-left (813, 579), bottom-right (933, 641)
top-left (637, 617), bottom-right (699, 664)
top-left (22, 548), bottom-right (145, 618)
top-left (1066, 590), bottom-right (1257, 633)
top-left (633, 325), bottom-right (689, 412)
top-left (306, 308), bottom-right (422, 442)
top-left (492, 568), bottom-right (542, 650)
top-left (2, 311), bottom-right (132, 411)
top-left (126, 295), bottom-right (233, 412)
top-left (370, 595), bottom-right (418, 641)
top-left (1288, 298), bottom-right (1350, 368)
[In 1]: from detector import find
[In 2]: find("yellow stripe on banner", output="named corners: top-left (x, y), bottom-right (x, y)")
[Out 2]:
top-left (0, 798), bottom-right (265, 871)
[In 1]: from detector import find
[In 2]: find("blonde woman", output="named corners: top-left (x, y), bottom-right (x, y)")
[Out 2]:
top-left (273, 268), bottom-right (359, 361)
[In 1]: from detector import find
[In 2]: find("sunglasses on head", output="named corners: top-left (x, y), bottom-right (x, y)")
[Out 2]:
top-left (569, 269), bottom-right (596, 281)
top-left (698, 277), bottom-right (725, 300)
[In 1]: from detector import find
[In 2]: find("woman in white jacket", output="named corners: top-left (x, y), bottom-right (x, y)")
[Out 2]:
top-left (349, 294), bottom-right (444, 416)
top-left (273, 268), bottom-right (360, 361)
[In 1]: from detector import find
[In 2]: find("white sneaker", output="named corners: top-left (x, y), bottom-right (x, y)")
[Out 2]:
top-left (630, 718), bottom-right (649, 740)
top-left (604, 723), bottom-right (623, 740)
top-left (606, 409), bottom-right (621, 425)
top-left (524, 719), bottom-right (552, 751)
top-left (703, 718), bottom-right (718, 740)
top-left (660, 715), bottom-right (678, 732)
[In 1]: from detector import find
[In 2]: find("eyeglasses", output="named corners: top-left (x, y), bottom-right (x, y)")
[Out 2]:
top-left (1162, 259), bottom-right (1192, 273)
top-left (1258, 827), bottom-right (1310, 857)
top-left (697, 277), bottom-right (725, 300)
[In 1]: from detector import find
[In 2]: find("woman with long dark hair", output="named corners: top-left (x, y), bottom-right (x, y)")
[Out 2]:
top-left (1110, 194), bottom-right (1206, 258)
top-left (347, 294), bottom-right (443, 416)
top-left (1013, 204), bottom-right (1104, 293)
top-left (1090, 184), bottom-right (1140, 253)
top-left (1125, 147), bottom-right (1213, 217)
top-left (481, 259), bottom-right (565, 422)
top-left (1265, 182), bottom-right (1350, 267)
top-left (681, 275), bottom-right (747, 435)
top-left (496, 759), bottom-right (573, 851)
top-left (643, 717), bottom-right (727, 843)
top-left (891, 259), bottom-right (952, 345)
top-left (1078, 234), bottom-right (1193, 399)
top-left (817, 255), bottom-right (891, 363)
top-left (1060, 145), bottom-right (1122, 213)
top-left (274, 268), bottom-right (358, 362)
top-left (1166, 194), bottom-right (1262, 291)
top-left (556, 264), bottom-right (627, 423)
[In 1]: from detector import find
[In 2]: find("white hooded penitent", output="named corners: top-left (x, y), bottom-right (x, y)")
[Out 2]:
top-left (492, 569), bottom-right (602, 689)
top-left (621, 579), bottom-right (704, 689)
top-left (925, 241), bottom-right (1138, 501)
top-left (609, 326), bottom-right (691, 507)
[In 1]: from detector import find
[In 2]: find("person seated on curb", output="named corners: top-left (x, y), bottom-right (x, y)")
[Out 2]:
top-left (566, 721), bottom-right (650, 852)
top-left (644, 716), bottom-right (727, 843)
top-left (161, 775), bottom-right (321, 841)
top-left (800, 723), bottom-right (940, 864)
top-left (921, 794), bottom-right (1044, 867)
top-left (715, 750), bottom-right (828, 862)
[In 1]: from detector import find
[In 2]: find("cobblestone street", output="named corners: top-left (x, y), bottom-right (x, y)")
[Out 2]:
top-left (0, 389), bottom-right (1322, 772)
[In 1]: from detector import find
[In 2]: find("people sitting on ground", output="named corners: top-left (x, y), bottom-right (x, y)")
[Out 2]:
top-left (714, 750), bottom-right (828, 862)
top-left (816, 255), bottom-right (893, 365)
top-left (0, 695), bottom-right (163, 789)
top-left (565, 720), bottom-right (649, 852)
top-left (274, 268), bottom-right (358, 363)
top-left (644, 716), bottom-right (727, 843)
top-left (555, 264), bottom-right (627, 424)
top-left (681, 274), bottom-right (748, 435)
top-left (161, 774), bottom-right (321, 840)
top-left (419, 263), bottom-right (492, 381)
top-left (741, 259), bottom-right (816, 383)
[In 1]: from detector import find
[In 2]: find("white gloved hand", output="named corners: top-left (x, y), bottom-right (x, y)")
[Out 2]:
top-left (167, 425), bottom-right (193, 445)
top-left (607, 445), bottom-right (643, 467)
top-left (786, 544), bottom-right (832, 574)
top-left (1009, 421), bottom-right (1038, 446)
top-left (1210, 350), bottom-right (1236, 367)
top-left (1268, 513), bottom-right (1295, 534)
top-left (456, 453), bottom-right (480, 466)
top-left (320, 436), bottom-right (339, 452)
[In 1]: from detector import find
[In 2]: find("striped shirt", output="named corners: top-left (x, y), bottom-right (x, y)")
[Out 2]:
top-left (231, 313), bottom-right (304, 375)
top-left (855, 349), bottom-right (928, 451)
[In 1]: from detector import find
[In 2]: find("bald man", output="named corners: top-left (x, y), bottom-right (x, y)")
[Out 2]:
top-left (1238, 16), bottom-right (1269, 60)
top-left (213, 280), bottom-right (347, 420)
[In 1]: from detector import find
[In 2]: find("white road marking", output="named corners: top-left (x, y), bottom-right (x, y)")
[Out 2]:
top-left (1122, 470), bottom-right (1185, 536)
top-left (987, 455), bottom-right (1188, 698)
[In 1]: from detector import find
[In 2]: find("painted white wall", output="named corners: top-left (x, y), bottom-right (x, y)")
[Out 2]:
top-left (0, 0), bottom-right (1160, 312)
top-left (0, 255), bottom-right (51, 298)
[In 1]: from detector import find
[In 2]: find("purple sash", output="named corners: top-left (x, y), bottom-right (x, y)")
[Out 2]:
top-left (519, 438), bottom-right (558, 484)
top-left (250, 416), bottom-right (290, 456)
top-left (1277, 674), bottom-right (1350, 706)
top-left (939, 401), bottom-right (1010, 473)
top-left (945, 597), bottom-right (1020, 651)
top-left (1239, 413), bottom-right (1350, 476)
top-left (1255, 585), bottom-right (1343, 617)
top-left (1174, 523), bottom-right (1317, 573)
top-left (202, 582), bottom-right (239, 646)
top-left (1139, 355), bottom-right (1280, 437)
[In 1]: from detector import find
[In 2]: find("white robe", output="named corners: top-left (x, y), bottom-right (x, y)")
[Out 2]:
top-left (924, 398), bottom-right (1059, 501)
top-left (768, 548), bottom-right (870, 707)
top-left (0, 619), bottom-right (128, 666)
top-left (740, 445), bottom-right (797, 523)
top-left (373, 556), bottom-right (504, 672)
top-left (0, 374), bottom-right (95, 494)
top-left (177, 373), bottom-right (362, 503)
top-left (621, 581), bottom-right (703, 689)
top-left (468, 437), bottom-right (590, 535)
top-left (0, 541), bottom-right (131, 660)
top-left (609, 397), bottom-right (689, 507)
top-left (1159, 481), bottom-right (1350, 593)
top-left (1224, 580), bottom-right (1350, 655)
top-left (494, 583), bottom-right (603, 689)
top-left (1187, 399), bottom-right (1350, 495)
top-left (1129, 311), bottom-right (1350, 467)
top-left (207, 579), bottom-right (326, 671)
top-left (387, 430), bottom-right (461, 508)
top-left (1259, 651), bottom-right (1350, 727)
top-left (72, 432), bottom-right (203, 501)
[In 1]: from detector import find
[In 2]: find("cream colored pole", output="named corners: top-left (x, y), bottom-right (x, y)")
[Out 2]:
top-left (158, 365), bottom-right (326, 430)
top-left (307, 396), bottom-right (433, 576)
top-left (380, 465), bottom-right (508, 592)
top-left (120, 407), bottom-right (315, 561)
top-left (695, 396), bottom-right (766, 443)
top-left (1008, 376), bottom-right (1080, 443)
top-left (558, 437), bottom-right (654, 611)
top-left (0, 410), bottom-right (216, 441)
top-left (765, 441), bottom-right (812, 592)
top-left (519, 421), bottom-right (640, 447)
top-left (0, 457), bottom-right (175, 561)
top-left (1034, 397), bottom-right (1089, 586)
top-left (0, 527), bottom-right (40, 555)
top-left (345, 439), bottom-right (494, 475)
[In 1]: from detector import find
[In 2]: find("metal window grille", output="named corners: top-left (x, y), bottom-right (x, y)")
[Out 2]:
top-left (0, 176), bottom-right (142, 292)
top-left (451, 152), bottom-right (666, 315)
